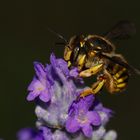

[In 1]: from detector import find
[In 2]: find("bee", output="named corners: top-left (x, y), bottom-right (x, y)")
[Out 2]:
top-left (63, 21), bottom-right (140, 97)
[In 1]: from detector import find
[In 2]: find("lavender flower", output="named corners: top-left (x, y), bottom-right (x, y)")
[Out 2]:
top-left (66, 95), bottom-right (101, 137)
top-left (35, 54), bottom-right (81, 128)
top-left (27, 62), bottom-right (52, 102)
top-left (18, 53), bottom-right (117, 140)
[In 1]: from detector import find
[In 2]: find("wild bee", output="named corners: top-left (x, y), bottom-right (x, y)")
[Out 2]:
top-left (63, 21), bottom-right (140, 97)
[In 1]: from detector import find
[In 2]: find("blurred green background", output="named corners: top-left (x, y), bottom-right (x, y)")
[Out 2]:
top-left (0, 0), bottom-right (140, 140)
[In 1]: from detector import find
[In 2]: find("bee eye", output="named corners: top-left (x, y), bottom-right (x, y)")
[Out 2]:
top-left (74, 47), bottom-right (80, 54)
top-left (75, 47), bottom-right (79, 52)
top-left (72, 47), bottom-right (80, 61)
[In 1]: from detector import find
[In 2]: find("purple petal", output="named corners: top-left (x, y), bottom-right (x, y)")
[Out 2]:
top-left (17, 128), bottom-right (43, 140)
top-left (28, 78), bottom-right (45, 92)
top-left (27, 78), bottom-right (46, 101)
top-left (34, 62), bottom-right (46, 79)
top-left (50, 53), bottom-right (57, 68)
top-left (94, 102), bottom-right (103, 110)
top-left (102, 107), bottom-right (113, 117)
top-left (57, 58), bottom-right (69, 76)
top-left (75, 100), bottom-right (87, 113)
top-left (50, 53), bottom-right (69, 76)
top-left (45, 64), bottom-right (54, 85)
top-left (87, 111), bottom-right (101, 126)
top-left (94, 102), bottom-right (112, 115)
top-left (69, 67), bottom-right (79, 78)
top-left (39, 90), bottom-right (51, 102)
top-left (66, 117), bottom-right (80, 133)
top-left (39, 126), bottom-right (52, 140)
top-left (27, 77), bottom-right (38, 91)
top-left (83, 95), bottom-right (95, 108)
top-left (27, 91), bottom-right (39, 101)
top-left (75, 95), bottom-right (95, 112)
top-left (17, 128), bottom-right (33, 140)
top-left (82, 125), bottom-right (93, 137)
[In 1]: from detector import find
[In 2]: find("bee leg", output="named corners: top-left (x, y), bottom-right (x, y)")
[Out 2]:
top-left (79, 63), bottom-right (103, 77)
top-left (108, 67), bottom-right (128, 93)
top-left (80, 77), bottom-right (106, 97)
top-left (112, 64), bottom-right (120, 74)
top-left (78, 64), bottom-right (104, 97)
top-left (116, 75), bottom-right (128, 83)
top-left (92, 78), bottom-right (106, 94)
top-left (114, 67), bottom-right (126, 79)
top-left (115, 68), bottom-right (128, 87)
top-left (79, 88), bottom-right (93, 98)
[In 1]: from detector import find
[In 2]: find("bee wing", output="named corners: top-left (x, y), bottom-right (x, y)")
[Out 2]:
top-left (102, 53), bottom-right (140, 75)
top-left (105, 21), bottom-right (136, 40)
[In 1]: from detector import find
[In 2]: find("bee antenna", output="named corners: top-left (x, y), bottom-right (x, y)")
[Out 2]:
top-left (47, 27), bottom-right (68, 43)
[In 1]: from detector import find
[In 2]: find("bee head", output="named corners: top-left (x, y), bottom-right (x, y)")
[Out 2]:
top-left (64, 35), bottom-right (85, 62)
